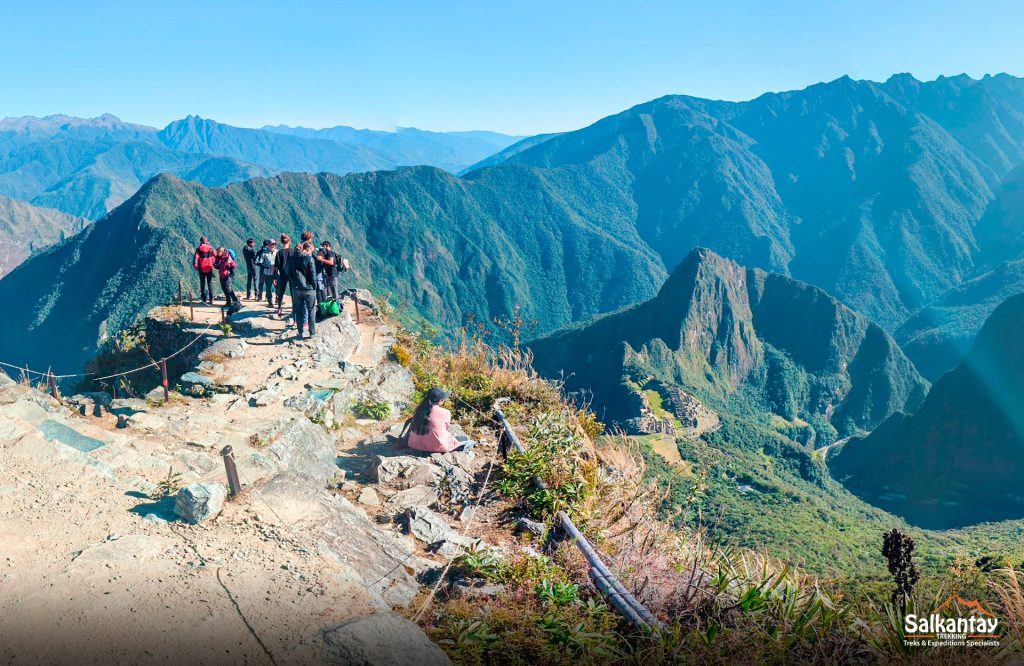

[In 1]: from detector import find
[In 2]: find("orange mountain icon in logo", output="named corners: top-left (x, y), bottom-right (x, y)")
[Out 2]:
top-left (933, 595), bottom-right (996, 618)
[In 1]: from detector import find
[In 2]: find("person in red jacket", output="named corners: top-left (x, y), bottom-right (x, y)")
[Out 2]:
top-left (193, 237), bottom-right (216, 304)
top-left (214, 247), bottom-right (240, 313)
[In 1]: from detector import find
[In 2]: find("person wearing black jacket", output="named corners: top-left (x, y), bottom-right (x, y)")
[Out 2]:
top-left (242, 238), bottom-right (257, 300)
top-left (288, 241), bottom-right (317, 338)
top-left (315, 241), bottom-right (339, 302)
top-left (274, 234), bottom-right (294, 318)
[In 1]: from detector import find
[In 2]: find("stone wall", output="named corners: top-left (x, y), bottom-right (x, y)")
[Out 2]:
top-left (144, 308), bottom-right (217, 383)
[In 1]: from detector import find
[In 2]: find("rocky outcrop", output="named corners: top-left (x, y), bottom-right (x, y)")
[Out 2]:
top-left (261, 473), bottom-right (431, 606)
top-left (321, 613), bottom-right (451, 666)
top-left (312, 314), bottom-right (361, 368)
top-left (264, 417), bottom-right (340, 486)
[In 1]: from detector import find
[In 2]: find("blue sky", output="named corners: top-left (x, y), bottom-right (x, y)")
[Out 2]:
top-left (2, 0), bottom-right (1022, 134)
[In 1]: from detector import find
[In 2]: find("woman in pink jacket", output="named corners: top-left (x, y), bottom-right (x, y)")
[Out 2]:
top-left (408, 387), bottom-right (464, 453)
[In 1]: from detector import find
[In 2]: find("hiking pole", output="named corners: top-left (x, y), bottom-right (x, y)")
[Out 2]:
top-left (160, 358), bottom-right (169, 401)
top-left (221, 446), bottom-right (241, 497)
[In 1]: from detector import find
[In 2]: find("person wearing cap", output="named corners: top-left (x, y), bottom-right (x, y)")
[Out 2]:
top-left (407, 388), bottom-right (466, 453)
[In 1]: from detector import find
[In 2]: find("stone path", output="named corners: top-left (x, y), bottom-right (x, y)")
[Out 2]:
top-left (0, 293), bottom-right (492, 665)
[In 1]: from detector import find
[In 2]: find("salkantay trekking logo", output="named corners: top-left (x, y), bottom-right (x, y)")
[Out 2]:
top-left (903, 595), bottom-right (1001, 648)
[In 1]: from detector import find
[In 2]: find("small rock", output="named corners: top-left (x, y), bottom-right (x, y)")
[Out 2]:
top-left (180, 372), bottom-right (214, 387)
top-left (197, 361), bottom-right (225, 375)
top-left (459, 506), bottom-right (476, 523)
top-left (515, 517), bottom-right (546, 538)
top-left (406, 507), bottom-right (477, 548)
top-left (340, 480), bottom-right (358, 493)
top-left (357, 487), bottom-right (380, 506)
top-left (145, 387), bottom-right (167, 404)
top-left (174, 483), bottom-right (227, 524)
top-left (385, 485), bottom-right (439, 512)
top-left (277, 364), bottom-right (299, 380)
top-left (143, 513), bottom-right (169, 525)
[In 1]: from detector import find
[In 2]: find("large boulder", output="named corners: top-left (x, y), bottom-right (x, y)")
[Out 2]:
top-left (362, 363), bottom-right (414, 412)
top-left (265, 417), bottom-right (339, 485)
top-left (312, 314), bottom-right (361, 368)
top-left (174, 482), bottom-right (227, 524)
top-left (321, 613), bottom-right (450, 666)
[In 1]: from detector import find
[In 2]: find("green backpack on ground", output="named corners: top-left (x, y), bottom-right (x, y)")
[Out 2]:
top-left (319, 299), bottom-right (341, 317)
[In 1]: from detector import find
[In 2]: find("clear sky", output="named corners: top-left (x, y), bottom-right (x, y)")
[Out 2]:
top-left (2, 0), bottom-right (1022, 135)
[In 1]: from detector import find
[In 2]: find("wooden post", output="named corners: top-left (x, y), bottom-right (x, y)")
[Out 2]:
top-left (221, 307), bottom-right (227, 325)
top-left (353, 293), bottom-right (361, 324)
top-left (47, 370), bottom-right (60, 400)
top-left (221, 446), bottom-right (241, 497)
top-left (160, 358), bottom-right (169, 401)
top-left (188, 290), bottom-right (194, 322)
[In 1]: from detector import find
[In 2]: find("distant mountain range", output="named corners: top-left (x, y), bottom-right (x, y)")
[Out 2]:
top-left (3, 74), bottom-right (1024, 378)
top-left (0, 114), bottom-right (523, 219)
top-left (831, 292), bottom-right (1024, 528)
top-left (530, 248), bottom-right (929, 444)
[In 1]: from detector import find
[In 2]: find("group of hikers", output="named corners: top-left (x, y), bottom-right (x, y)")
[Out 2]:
top-left (192, 231), bottom-right (349, 339)
top-left (193, 233), bottom-right (470, 453)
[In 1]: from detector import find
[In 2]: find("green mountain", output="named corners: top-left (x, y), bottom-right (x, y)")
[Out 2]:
top-left (895, 164), bottom-right (1024, 379)
top-left (485, 74), bottom-right (1024, 331)
top-left (0, 114), bottom-right (522, 219)
top-left (831, 292), bottom-right (1024, 529)
top-left (0, 196), bottom-right (87, 277)
top-left (530, 248), bottom-right (928, 444)
top-left (0, 168), bottom-right (664, 374)
top-left (263, 124), bottom-right (522, 173)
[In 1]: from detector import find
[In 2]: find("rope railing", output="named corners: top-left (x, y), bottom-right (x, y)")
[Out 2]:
top-left (0, 320), bottom-right (218, 384)
top-left (493, 401), bottom-right (663, 632)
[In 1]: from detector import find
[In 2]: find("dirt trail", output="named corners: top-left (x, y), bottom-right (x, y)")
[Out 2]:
top-left (0, 293), bottom-right (460, 665)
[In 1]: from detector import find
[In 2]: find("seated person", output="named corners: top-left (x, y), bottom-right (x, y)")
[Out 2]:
top-left (407, 387), bottom-right (471, 453)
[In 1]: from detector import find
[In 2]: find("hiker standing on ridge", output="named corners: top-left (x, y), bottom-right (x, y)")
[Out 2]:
top-left (288, 241), bottom-right (317, 339)
top-left (193, 236), bottom-right (216, 304)
top-left (242, 238), bottom-right (257, 300)
top-left (316, 241), bottom-right (339, 302)
top-left (255, 239), bottom-right (277, 307)
top-left (214, 247), bottom-right (241, 313)
top-left (274, 234), bottom-right (294, 319)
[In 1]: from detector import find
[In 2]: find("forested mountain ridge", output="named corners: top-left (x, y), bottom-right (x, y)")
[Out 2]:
top-left (832, 291), bottom-right (1024, 528)
top-left (485, 73), bottom-right (1024, 335)
top-left (0, 196), bottom-right (87, 277)
top-left (0, 168), bottom-right (665, 373)
top-left (529, 247), bottom-right (929, 444)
